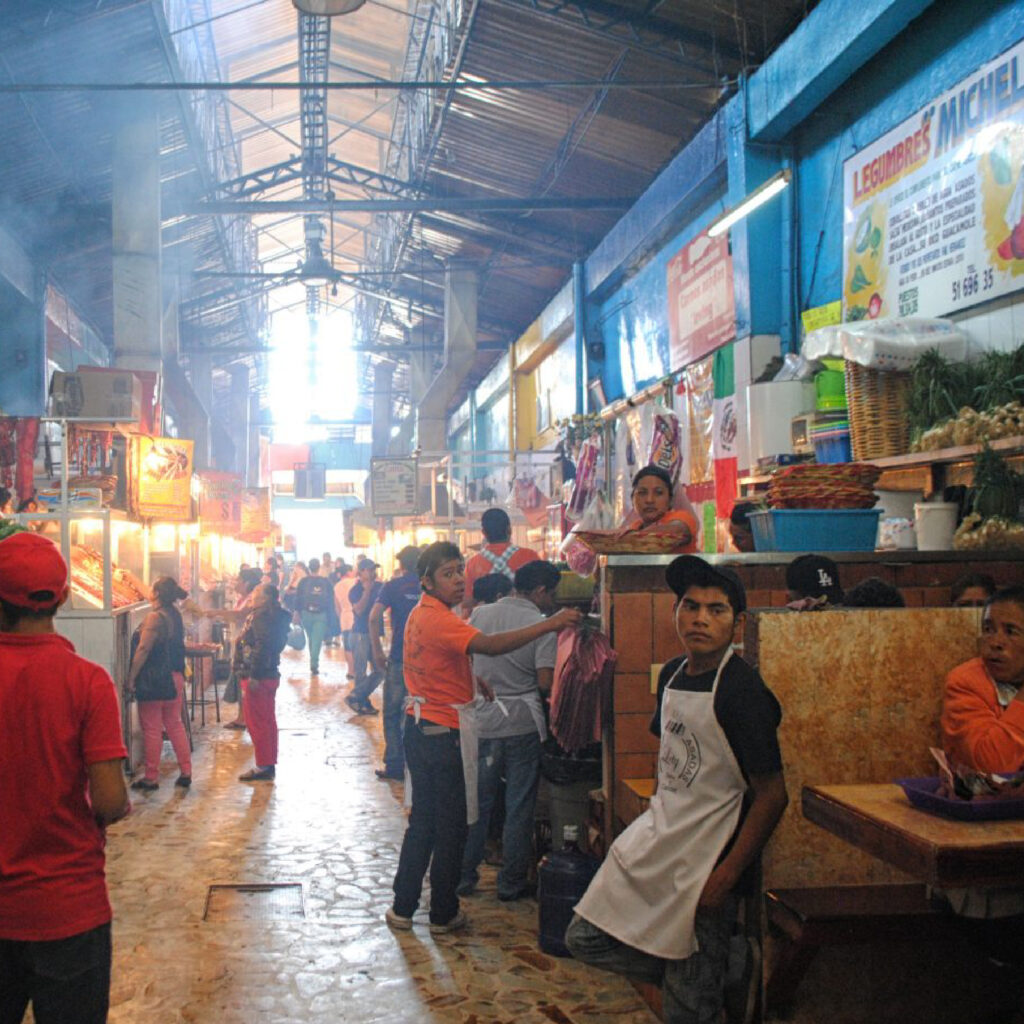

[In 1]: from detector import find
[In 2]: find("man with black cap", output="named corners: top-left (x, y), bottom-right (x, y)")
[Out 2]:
top-left (785, 554), bottom-right (844, 610)
top-left (0, 532), bottom-right (130, 1023)
top-left (566, 555), bottom-right (787, 1024)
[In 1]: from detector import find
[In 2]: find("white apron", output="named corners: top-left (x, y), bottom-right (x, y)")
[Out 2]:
top-left (482, 690), bottom-right (548, 741)
top-left (403, 694), bottom-right (481, 826)
top-left (575, 650), bottom-right (746, 960)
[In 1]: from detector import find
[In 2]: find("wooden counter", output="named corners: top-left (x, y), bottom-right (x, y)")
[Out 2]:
top-left (802, 783), bottom-right (1024, 889)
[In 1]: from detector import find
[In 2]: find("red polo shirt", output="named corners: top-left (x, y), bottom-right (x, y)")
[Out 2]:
top-left (0, 632), bottom-right (127, 941)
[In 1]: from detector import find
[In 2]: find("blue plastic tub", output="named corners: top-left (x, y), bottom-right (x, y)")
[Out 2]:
top-left (748, 509), bottom-right (881, 552)
top-left (812, 432), bottom-right (852, 464)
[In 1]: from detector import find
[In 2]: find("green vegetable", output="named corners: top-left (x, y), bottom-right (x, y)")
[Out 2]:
top-left (0, 519), bottom-right (27, 542)
top-left (850, 264), bottom-right (872, 293)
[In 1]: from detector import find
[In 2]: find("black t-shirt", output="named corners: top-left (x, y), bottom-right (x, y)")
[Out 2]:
top-left (649, 653), bottom-right (783, 895)
top-left (650, 654), bottom-right (783, 780)
top-left (296, 575), bottom-right (331, 614)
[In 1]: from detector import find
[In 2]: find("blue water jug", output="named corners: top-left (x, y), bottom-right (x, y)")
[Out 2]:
top-left (537, 825), bottom-right (600, 957)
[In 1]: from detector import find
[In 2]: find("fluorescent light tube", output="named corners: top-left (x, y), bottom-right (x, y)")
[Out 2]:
top-left (707, 168), bottom-right (792, 238)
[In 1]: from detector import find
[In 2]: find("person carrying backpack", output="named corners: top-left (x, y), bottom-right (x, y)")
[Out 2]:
top-left (295, 557), bottom-right (331, 675)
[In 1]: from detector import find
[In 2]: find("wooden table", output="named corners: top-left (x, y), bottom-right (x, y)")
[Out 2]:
top-left (802, 783), bottom-right (1024, 889)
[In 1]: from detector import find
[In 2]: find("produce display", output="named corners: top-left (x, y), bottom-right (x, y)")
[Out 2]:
top-left (908, 346), bottom-right (1024, 451)
top-left (953, 514), bottom-right (1024, 551)
top-left (766, 463), bottom-right (881, 510)
top-left (953, 446), bottom-right (1024, 550)
top-left (69, 545), bottom-right (148, 608)
top-left (0, 518), bottom-right (27, 542)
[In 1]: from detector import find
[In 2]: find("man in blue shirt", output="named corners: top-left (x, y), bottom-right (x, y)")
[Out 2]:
top-left (346, 558), bottom-right (384, 715)
top-left (369, 546), bottom-right (421, 779)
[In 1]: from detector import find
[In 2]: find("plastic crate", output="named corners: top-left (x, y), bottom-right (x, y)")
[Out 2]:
top-left (748, 509), bottom-right (881, 552)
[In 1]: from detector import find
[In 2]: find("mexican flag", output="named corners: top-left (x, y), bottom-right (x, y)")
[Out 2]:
top-left (712, 343), bottom-right (738, 519)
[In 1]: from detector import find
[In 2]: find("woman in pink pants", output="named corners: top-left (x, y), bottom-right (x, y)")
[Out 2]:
top-left (127, 577), bottom-right (192, 790)
top-left (234, 585), bottom-right (292, 783)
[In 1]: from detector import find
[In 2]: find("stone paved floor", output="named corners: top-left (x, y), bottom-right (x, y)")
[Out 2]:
top-left (103, 644), bottom-right (659, 1024)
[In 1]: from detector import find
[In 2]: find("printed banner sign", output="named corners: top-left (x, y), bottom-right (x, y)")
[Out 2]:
top-left (667, 233), bottom-right (736, 371)
top-left (198, 470), bottom-right (243, 533)
top-left (240, 488), bottom-right (271, 540)
top-left (131, 436), bottom-right (193, 521)
top-left (843, 39), bottom-right (1024, 321)
top-left (370, 457), bottom-right (418, 517)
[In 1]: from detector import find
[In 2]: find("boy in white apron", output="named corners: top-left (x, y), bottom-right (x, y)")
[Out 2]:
top-left (567, 556), bottom-right (787, 1024)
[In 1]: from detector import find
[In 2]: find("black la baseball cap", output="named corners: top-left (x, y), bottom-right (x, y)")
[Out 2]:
top-left (665, 555), bottom-right (746, 615)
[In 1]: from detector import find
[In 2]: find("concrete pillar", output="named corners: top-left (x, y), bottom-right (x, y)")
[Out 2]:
top-left (415, 263), bottom-right (477, 452)
top-left (189, 353), bottom-right (213, 470)
top-left (372, 362), bottom-right (394, 456)
top-left (229, 364), bottom-right (250, 479)
top-left (112, 97), bottom-right (162, 374)
top-left (248, 393), bottom-right (261, 487)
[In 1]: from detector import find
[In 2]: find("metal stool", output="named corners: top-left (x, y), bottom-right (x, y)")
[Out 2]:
top-left (185, 646), bottom-right (220, 726)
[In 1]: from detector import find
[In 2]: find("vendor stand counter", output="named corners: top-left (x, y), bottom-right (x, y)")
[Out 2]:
top-left (802, 783), bottom-right (1024, 889)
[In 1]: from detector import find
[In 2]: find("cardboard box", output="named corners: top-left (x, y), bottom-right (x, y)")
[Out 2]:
top-left (50, 369), bottom-right (142, 422)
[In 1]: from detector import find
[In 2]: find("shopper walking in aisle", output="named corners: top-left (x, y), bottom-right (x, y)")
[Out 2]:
top-left (388, 542), bottom-right (580, 935)
top-left (345, 558), bottom-right (383, 714)
top-left (369, 545), bottom-right (421, 778)
top-left (462, 508), bottom-right (539, 614)
top-left (324, 557), bottom-right (345, 648)
top-left (235, 585), bottom-right (292, 783)
top-left (334, 560), bottom-right (357, 681)
top-left (0, 532), bottom-right (130, 1024)
top-left (296, 557), bottom-right (332, 675)
top-left (127, 576), bottom-right (193, 791)
top-left (459, 559), bottom-right (561, 901)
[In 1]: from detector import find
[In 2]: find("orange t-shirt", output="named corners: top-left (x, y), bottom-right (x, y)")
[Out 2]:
top-left (464, 543), bottom-right (541, 598)
top-left (623, 508), bottom-right (698, 551)
top-left (402, 594), bottom-right (481, 728)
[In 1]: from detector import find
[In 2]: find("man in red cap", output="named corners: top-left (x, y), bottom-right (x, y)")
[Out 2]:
top-left (0, 532), bottom-right (130, 1024)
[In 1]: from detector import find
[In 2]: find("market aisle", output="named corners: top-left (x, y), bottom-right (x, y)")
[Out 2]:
top-left (102, 644), bottom-right (658, 1024)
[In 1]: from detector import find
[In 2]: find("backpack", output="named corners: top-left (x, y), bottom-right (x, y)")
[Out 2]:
top-left (129, 612), bottom-right (177, 702)
top-left (304, 577), bottom-right (330, 613)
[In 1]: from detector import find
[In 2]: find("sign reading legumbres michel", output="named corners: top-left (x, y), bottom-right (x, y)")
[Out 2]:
top-left (370, 458), bottom-right (418, 516)
top-left (843, 39), bottom-right (1024, 322)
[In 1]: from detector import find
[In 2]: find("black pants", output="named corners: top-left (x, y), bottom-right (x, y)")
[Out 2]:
top-left (391, 720), bottom-right (468, 925)
top-left (0, 922), bottom-right (111, 1024)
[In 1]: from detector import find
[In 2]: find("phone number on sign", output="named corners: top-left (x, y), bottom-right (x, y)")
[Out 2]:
top-left (951, 267), bottom-right (994, 303)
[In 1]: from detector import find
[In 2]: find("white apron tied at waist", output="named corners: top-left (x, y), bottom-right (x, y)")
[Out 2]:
top-left (478, 690), bottom-right (547, 741)
top-left (400, 693), bottom-right (480, 826)
top-left (574, 650), bottom-right (746, 960)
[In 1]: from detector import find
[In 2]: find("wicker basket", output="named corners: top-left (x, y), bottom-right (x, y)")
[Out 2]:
top-left (844, 362), bottom-right (911, 460)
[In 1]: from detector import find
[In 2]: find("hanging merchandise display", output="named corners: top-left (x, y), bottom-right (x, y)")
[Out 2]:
top-left (549, 623), bottom-right (616, 755)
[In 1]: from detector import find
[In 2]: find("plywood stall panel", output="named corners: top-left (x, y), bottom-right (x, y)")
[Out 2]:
top-left (753, 608), bottom-right (980, 889)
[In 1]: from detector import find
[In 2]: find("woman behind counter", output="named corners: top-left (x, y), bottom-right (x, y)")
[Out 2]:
top-left (620, 465), bottom-right (697, 552)
top-left (127, 576), bottom-right (192, 791)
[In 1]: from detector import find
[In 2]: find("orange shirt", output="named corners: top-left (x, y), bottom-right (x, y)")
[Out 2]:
top-left (623, 508), bottom-right (698, 552)
top-left (942, 656), bottom-right (1024, 773)
top-left (403, 593), bottom-right (481, 728)
top-left (464, 543), bottom-right (541, 598)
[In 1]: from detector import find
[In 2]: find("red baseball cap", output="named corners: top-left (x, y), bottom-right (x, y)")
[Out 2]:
top-left (0, 532), bottom-right (70, 610)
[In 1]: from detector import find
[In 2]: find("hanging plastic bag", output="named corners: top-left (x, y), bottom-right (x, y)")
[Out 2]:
top-left (550, 623), bottom-right (617, 754)
top-left (565, 433), bottom-right (602, 525)
top-left (560, 491), bottom-right (615, 577)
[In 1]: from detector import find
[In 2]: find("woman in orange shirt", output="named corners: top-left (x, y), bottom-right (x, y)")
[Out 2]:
top-left (620, 465), bottom-right (697, 552)
top-left (387, 542), bottom-right (579, 935)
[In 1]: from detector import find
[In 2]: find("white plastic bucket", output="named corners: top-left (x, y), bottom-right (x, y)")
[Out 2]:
top-left (913, 502), bottom-right (959, 551)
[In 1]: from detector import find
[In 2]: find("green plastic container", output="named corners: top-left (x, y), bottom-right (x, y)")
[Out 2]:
top-left (815, 359), bottom-right (847, 411)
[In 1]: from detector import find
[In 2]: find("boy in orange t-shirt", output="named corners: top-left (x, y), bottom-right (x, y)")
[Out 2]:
top-left (388, 541), bottom-right (579, 934)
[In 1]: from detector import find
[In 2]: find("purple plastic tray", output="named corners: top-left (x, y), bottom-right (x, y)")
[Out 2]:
top-left (896, 776), bottom-right (1024, 822)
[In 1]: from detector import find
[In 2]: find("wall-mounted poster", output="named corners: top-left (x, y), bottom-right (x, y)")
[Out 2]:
top-left (240, 488), bottom-right (271, 541)
top-left (667, 232), bottom-right (736, 371)
top-left (131, 436), bottom-right (193, 520)
top-left (198, 470), bottom-right (243, 533)
top-left (843, 39), bottom-right (1024, 321)
top-left (370, 457), bottom-right (418, 517)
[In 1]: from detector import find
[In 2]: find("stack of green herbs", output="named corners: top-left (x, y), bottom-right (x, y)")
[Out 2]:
top-left (908, 345), bottom-right (1024, 449)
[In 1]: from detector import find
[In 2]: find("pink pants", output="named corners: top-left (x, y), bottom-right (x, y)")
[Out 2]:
top-left (241, 677), bottom-right (279, 767)
top-left (138, 671), bottom-right (191, 781)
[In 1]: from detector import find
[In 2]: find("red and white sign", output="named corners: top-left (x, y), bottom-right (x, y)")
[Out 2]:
top-left (667, 233), bottom-right (736, 371)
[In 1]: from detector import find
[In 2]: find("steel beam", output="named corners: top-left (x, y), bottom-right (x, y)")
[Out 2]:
top-left (181, 196), bottom-right (632, 215)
